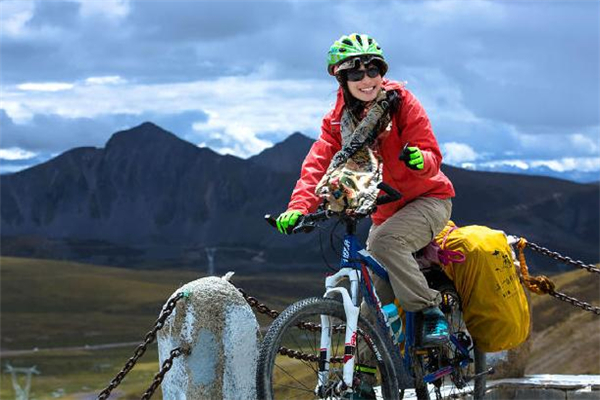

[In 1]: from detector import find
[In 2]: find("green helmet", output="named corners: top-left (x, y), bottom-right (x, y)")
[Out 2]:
top-left (327, 33), bottom-right (388, 76)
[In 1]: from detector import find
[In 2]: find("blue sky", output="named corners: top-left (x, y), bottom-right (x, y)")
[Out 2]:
top-left (1, 0), bottom-right (599, 178)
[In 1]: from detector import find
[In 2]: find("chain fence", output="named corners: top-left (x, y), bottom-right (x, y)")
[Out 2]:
top-left (517, 238), bottom-right (600, 315)
top-left (96, 239), bottom-right (598, 398)
top-left (524, 241), bottom-right (600, 275)
top-left (140, 347), bottom-right (190, 400)
top-left (97, 292), bottom-right (187, 400)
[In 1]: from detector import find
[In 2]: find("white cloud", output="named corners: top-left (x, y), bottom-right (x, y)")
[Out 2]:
top-left (85, 76), bottom-right (127, 85)
top-left (530, 158), bottom-right (600, 173)
top-left (77, 0), bottom-right (130, 20)
top-left (419, 0), bottom-right (506, 26)
top-left (0, 147), bottom-right (37, 160)
top-left (441, 142), bottom-right (479, 164)
top-left (2, 74), bottom-right (336, 157)
top-left (475, 157), bottom-right (600, 173)
top-left (17, 82), bottom-right (75, 92)
top-left (517, 131), bottom-right (600, 158)
top-left (399, 67), bottom-right (480, 126)
top-left (571, 133), bottom-right (599, 153)
top-left (0, 1), bottom-right (35, 36)
top-left (465, 59), bottom-right (536, 86)
top-left (478, 159), bottom-right (530, 170)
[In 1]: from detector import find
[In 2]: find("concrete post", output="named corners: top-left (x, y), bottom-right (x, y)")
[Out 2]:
top-left (157, 274), bottom-right (259, 400)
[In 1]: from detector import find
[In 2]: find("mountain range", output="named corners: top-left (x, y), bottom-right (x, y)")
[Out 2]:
top-left (458, 163), bottom-right (599, 185)
top-left (1, 122), bottom-right (598, 271)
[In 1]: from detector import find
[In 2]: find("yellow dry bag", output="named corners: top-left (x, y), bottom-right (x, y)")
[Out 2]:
top-left (435, 221), bottom-right (530, 352)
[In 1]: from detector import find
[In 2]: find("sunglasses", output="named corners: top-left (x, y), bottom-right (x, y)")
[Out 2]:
top-left (346, 66), bottom-right (381, 82)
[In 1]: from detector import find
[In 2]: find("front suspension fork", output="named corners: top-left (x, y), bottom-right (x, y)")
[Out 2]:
top-left (317, 272), bottom-right (360, 396)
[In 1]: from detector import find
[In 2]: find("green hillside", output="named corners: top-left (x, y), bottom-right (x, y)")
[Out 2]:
top-left (526, 268), bottom-right (600, 374)
top-left (1, 256), bottom-right (201, 350)
top-left (2, 256), bottom-right (597, 399)
top-left (0, 256), bottom-right (322, 399)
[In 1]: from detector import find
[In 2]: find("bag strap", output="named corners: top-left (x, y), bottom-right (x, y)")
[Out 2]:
top-left (438, 225), bottom-right (466, 265)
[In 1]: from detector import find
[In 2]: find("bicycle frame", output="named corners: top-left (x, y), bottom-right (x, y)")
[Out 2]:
top-left (318, 230), bottom-right (417, 394)
top-left (317, 227), bottom-right (473, 396)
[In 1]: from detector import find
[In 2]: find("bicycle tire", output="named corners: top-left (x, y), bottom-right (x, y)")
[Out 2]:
top-left (413, 283), bottom-right (487, 400)
top-left (257, 297), bottom-right (401, 399)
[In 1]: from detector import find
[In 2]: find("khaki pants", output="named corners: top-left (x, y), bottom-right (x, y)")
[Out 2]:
top-left (364, 197), bottom-right (452, 312)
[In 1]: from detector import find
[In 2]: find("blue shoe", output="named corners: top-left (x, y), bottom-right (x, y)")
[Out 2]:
top-left (421, 306), bottom-right (449, 347)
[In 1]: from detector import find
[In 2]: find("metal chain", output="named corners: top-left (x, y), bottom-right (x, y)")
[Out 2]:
top-left (517, 239), bottom-right (600, 315)
top-left (140, 347), bottom-right (190, 400)
top-left (238, 288), bottom-right (348, 363)
top-left (238, 288), bottom-right (280, 319)
top-left (238, 288), bottom-right (346, 332)
top-left (97, 292), bottom-right (186, 400)
top-left (549, 290), bottom-right (600, 315)
top-left (525, 241), bottom-right (600, 275)
top-left (278, 347), bottom-right (343, 364)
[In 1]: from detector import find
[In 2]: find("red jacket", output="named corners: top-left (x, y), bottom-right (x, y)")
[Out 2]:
top-left (288, 79), bottom-right (455, 226)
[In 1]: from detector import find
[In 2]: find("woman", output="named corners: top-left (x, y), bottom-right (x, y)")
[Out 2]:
top-left (276, 33), bottom-right (455, 347)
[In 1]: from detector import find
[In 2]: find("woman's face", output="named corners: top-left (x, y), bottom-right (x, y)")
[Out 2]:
top-left (346, 64), bottom-right (383, 102)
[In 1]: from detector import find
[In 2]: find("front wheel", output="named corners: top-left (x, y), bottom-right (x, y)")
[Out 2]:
top-left (257, 297), bottom-right (401, 399)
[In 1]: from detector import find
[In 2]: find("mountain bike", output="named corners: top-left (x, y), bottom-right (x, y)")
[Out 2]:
top-left (257, 183), bottom-right (491, 399)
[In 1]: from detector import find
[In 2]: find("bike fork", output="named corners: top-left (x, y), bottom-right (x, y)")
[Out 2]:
top-left (318, 284), bottom-right (360, 396)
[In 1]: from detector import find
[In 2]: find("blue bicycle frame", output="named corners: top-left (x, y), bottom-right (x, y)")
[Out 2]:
top-left (333, 231), bottom-right (415, 389)
top-left (321, 229), bottom-right (471, 392)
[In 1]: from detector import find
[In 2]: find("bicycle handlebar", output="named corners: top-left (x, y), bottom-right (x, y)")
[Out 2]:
top-left (265, 182), bottom-right (403, 234)
top-left (264, 209), bottom-right (334, 234)
top-left (375, 182), bottom-right (402, 206)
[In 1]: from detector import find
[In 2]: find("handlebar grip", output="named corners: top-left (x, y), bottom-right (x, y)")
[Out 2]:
top-left (264, 214), bottom-right (278, 228)
top-left (265, 213), bottom-right (310, 234)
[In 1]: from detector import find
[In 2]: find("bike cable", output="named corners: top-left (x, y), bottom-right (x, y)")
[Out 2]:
top-left (318, 223), bottom-right (338, 272)
top-left (329, 218), bottom-right (343, 257)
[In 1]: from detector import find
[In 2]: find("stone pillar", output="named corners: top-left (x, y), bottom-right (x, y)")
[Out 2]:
top-left (157, 275), bottom-right (259, 400)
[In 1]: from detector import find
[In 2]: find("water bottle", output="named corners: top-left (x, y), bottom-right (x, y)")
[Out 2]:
top-left (382, 302), bottom-right (404, 344)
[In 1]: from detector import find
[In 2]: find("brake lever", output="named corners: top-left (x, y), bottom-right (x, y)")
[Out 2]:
top-left (292, 217), bottom-right (316, 234)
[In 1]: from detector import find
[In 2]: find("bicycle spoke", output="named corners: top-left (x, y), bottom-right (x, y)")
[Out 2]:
top-left (274, 363), bottom-right (314, 392)
top-left (258, 297), bottom-right (400, 399)
top-left (286, 325), bottom-right (320, 373)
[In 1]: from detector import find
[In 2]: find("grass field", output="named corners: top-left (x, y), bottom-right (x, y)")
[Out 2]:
top-left (1, 256), bottom-right (598, 399)
top-left (2, 345), bottom-right (161, 400)
top-left (526, 268), bottom-right (600, 374)
top-left (0, 256), bottom-right (323, 399)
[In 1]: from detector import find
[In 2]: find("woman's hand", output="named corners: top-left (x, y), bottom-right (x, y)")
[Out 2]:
top-left (276, 210), bottom-right (304, 234)
top-left (400, 146), bottom-right (424, 170)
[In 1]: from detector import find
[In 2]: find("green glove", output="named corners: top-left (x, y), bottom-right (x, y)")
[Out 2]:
top-left (402, 146), bottom-right (424, 170)
top-left (276, 210), bottom-right (303, 235)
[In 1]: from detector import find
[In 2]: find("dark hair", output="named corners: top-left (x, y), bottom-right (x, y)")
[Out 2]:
top-left (337, 73), bottom-right (365, 117)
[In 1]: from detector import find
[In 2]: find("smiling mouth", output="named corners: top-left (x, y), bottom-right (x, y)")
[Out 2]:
top-left (359, 87), bottom-right (376, 93)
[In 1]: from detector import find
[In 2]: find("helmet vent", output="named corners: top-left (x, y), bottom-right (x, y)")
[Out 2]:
top-left (356, 35), bottom-right (363, 45)
top-left (339, 48), bottom-right (346, 52)
top-left (342, 39), bottom-right (353, 46)
top-left (368, 38), bottom-right (373, 45)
